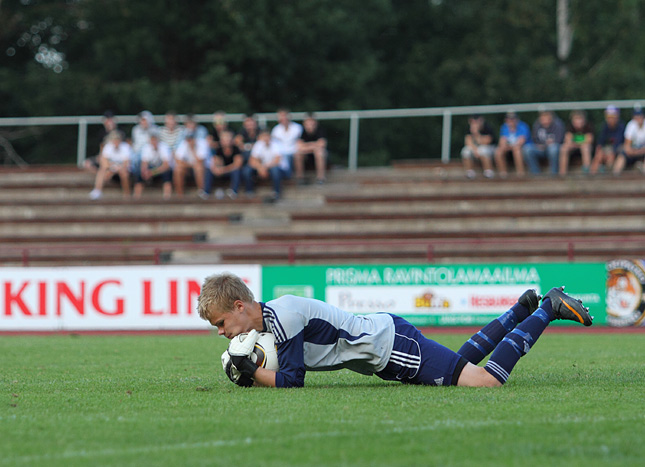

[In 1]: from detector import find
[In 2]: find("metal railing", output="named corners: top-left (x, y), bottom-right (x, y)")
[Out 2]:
top-left (1, 99), bottom-right (643, 170)
top-left (6, 235), bottom-right (645, 267)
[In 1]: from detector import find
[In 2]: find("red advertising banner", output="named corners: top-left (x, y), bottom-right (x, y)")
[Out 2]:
top-left (0, 265), bottom-right (261, 331)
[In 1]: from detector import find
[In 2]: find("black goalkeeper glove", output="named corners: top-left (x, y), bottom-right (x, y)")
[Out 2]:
top-left (223, 353), bottom-right (254, 387)
top-left (230, 354), bottom-right (258, 380)
top-left (224, 330), bottom-right (260, 386)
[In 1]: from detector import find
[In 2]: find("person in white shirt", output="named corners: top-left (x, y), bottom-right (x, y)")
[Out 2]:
top-left (270, 108), bottom-right (302, 171)
top-left (89, 131), bottom-right (132, 200)
top-left (173, 132), bottom-right (209, 198)
top-left (243, 130), bottom-right (291, 199)
top-left (134, 131), bottom-right (173, 200)
top-left (130, 110), bottom-right (157, 172)
top-left (613, 107), bottom-right (645, 175)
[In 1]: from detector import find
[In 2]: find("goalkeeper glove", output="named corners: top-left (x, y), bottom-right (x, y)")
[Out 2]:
top-left (227, 330), bottom-right (260, 380)
top-left (221, 350), bottom-right (253, 387)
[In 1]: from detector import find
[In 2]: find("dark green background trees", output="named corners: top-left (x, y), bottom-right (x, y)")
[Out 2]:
top-left (1, 0), bottom-right (644, 164)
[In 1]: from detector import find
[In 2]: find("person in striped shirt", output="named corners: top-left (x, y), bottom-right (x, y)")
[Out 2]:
top-left (198, 273), bottom-right (592, 388)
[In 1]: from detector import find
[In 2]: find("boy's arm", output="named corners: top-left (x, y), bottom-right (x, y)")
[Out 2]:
top-left (254, 331), bottom-right (306, 388)
top-left (253, 367), bottom-right (277, 387)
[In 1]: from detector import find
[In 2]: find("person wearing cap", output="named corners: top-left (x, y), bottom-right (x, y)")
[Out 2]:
top-left (461, 114), bottom-right (496, 179)
top-left (613, 106), bottom-right (645, 175)
top-left (134, 130), bottom-right (173, 200)
top-left (494, 111), bottom-right (531, 177)
top-left (559, 110), bottom-right (594, 175)
top-left (88, 130), bottom-right (133, 200)
top-left (590, 106), bottom-right (625, 175)
top-left (523, 110), bottom-right (565, 175)
top-left (173, 131), bottom-right (209, 198)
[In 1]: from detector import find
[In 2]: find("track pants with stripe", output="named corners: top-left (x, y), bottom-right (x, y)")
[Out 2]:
top-left (375, 315), bottom-right (467, 386)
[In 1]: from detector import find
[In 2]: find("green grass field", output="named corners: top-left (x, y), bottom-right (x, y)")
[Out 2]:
top-left (1, 332), bottom-right (643, 466)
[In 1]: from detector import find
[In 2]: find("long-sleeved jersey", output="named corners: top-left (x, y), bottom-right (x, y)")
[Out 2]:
top-left (261, 295), bottom-right (395, 388)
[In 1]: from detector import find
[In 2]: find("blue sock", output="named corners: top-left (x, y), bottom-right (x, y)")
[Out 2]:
top-left (484, 299), bottom-right (555, 384)
top-left (457, 300), bottom-right (533, 364)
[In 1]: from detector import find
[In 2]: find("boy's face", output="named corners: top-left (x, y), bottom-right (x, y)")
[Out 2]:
top-left (220, 132), bottom-right (233, 145)
top-left (244, 117), bottom-right (256, 130)
top-left (539, 112), bottom-right (552, 127)
top-left (572, 115), bottom-right (585, 129)
top-left (278, 111), bottom-right (289, 125)
top-left (303, 118), bottom-right (317, 133)
top-left (207, 301), bottom-right (254, 338)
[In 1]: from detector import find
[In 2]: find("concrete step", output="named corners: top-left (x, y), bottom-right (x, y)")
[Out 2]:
top-left (4, 195), bottom-right (641, 221)
top-left (0, 220), bottom-right (219, 236)
top-left (256, 215), bottom-right (644, 234)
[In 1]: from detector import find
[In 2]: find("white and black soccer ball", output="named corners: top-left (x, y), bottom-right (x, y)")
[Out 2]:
top-left (221, 332), bottom-right (279, 385)
top-left (248, 332), bottom-right (280, 371)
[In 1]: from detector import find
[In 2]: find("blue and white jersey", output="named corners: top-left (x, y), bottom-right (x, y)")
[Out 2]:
top-left (261, 295), bottom-right (395, 388)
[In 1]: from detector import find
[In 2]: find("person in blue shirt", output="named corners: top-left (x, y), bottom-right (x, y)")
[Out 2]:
top-left (197, 273), bottom-right (593, 389)
top-left (495, 111), bottom-right (531, 177)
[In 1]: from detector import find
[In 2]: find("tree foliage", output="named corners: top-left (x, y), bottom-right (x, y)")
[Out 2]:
top-left (1, 0), bottom-right (644, 163)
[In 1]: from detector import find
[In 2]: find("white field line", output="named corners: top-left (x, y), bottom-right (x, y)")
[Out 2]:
top-left (3, 413), bottom-right (643, 465)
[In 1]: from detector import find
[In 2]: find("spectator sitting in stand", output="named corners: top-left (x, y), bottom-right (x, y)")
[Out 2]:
top-left (131, 110), bottom-right (157, 175)
top-left (523, 110), bottom-right (565, 176)
top-left (184, 113), bottom-right (209, 141)
top-left (589, 106), bottom-right (625, 175)
top-left (294, 112), bottom-right (328, 184)
top-left (558, 110), bottom-right (594, 176)
top-left (159, 111), bottom-right (184, 157)
top-left (243, 129), bottom-right (291, 201)
top-left (208, 111), bottom-right (230, 151)
top-left (494, 111), bottom-right (530, 177)
top-left (134, 130), bottom-right (173, 200)
top-left (460, 114), bottom-right (496, 179)
top-left (200, 130), bottom-right (243, 200)
top-left (271, 108), bottom-right (302, 172)
top-left (84, 110), bottom-right (122, 173)
top-left (173, 132), bottom-right (208, 198)
top-left (89, 130), bottom-right (132, 200)
top-left (613, 106), bottom-right (645, 175)
top-left (235, 114), bottom-right (260, 164)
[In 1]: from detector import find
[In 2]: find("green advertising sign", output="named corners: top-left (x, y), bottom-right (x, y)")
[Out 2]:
top-left (262, 263), bottom-right (607, 326)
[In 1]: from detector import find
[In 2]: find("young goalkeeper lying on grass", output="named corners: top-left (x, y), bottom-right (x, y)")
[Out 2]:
top-left (197, 273), bottom-right (593, 388)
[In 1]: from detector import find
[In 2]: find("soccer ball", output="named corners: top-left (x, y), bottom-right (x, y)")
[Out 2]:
top-left (249, 332), bottom-right (280, 371)
top-left (221, 332), bottom-right (280, 384)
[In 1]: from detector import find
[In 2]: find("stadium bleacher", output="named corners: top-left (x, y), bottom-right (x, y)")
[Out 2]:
top-left (2, 161), bottom-right (645, 266)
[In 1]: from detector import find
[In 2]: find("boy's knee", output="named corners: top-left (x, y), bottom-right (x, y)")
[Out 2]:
top-left (457, 363), bottom-right (503, 387)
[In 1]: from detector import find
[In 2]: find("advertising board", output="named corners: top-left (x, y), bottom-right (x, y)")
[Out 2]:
top-left (0, 265), bottom-right (261, 331)
top-left (262, 263), bottom-right (606, 326)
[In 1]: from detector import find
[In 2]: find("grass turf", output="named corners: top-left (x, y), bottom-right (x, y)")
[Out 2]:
top-left (1, 332), bottom-right (643, 466)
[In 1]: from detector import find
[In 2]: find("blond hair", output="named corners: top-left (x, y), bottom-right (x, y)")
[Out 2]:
top-left (197, 273), bottom-right (254, 321)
